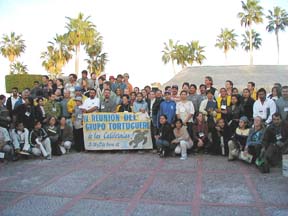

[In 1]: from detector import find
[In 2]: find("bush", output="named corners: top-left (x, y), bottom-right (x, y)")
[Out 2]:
top-left (5, 74), bottom-right (43, 93)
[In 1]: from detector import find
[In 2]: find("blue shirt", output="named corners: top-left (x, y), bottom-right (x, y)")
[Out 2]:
top-left (159, 100), bottom-right (176, 124)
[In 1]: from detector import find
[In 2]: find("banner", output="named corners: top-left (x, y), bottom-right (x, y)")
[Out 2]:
top-left (83, 112), bottom-right (153, 150)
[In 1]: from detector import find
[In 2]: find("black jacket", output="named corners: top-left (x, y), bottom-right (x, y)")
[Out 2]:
top-left (156, 123), bottom-right (175, 142)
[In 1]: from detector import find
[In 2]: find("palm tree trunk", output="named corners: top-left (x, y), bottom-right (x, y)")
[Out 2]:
top-left (224, 51), bottom-right (228, 64)
top-left (276, 31), bottom-right (280, 64)
top-left (75, 44), bottom-right (80, 76)
top-left (249, 26), bottom-right (253, 65)
top-left (172, 61), bottom-right (176, 74)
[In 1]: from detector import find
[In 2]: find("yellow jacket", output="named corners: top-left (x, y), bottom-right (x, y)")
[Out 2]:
top-left (67, 95), bottom-right (87, 114)
top-left (251, 89), bottom-right (257, 100)
top-left (216, 96), bottom-right (231, 120)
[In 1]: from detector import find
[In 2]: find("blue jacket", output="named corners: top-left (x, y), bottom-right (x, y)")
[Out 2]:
top-left (159, 100), bottom-right (176, 124)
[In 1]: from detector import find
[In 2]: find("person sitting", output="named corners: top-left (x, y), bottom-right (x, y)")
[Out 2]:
top-left (29, 120), bottom-right (52, 160)
top-left (192, 112), bottom-right (210, 154)
top-left (45, 116), bottom-right (62, 156)
top-left (226, 94), bottom-right (243, 133)
top-left (59, 117), bottom-right (73, 154)
top-left (240, 88), bottom-right (255, 124)
top-left (0, 126), bottom-right (16, 161)
top-left (116, 94), bottom-right (133, 112)
top-left (171, 119), bottom-right (193, 160)
top-left (155, 115), bottom-right (175, 157)
top-left (227, 116), bottom-right (250, 161)
top-left (211, 118), bottom-right (232, 155)
top-left (245, 116), bottom-right (265, 163)
top-left (260, 113), bottom-right (288, 173)
top-left (10, 122), bottom-right (31, 155)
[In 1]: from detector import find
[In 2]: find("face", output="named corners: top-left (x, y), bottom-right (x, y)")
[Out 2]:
top-left (91, 73), bottom-right (96, 80)
top-left (258, 91), bottom-right (266, 101)
top-left (175, 121), bottom-right (182, 129)
top-left (76, 100), bottom-right (82, 106)
top-left (254, 117), bottom-right (262, 128)
top-left (56, 79), bottom-right (61, 86)
top-left (55, 89), bottom-right (61, 96)
top-left (137, 94), bottom-right (143, 101)
top-left (172, 88), bottom-right (178, 95)
top-left (49, 117), bottom-right (56, 126)
top-left (232, 88), bottom-right (238, 95)
top-left (134, 87), bottom-right (139, 93)
top-left (231, 96), bottom-right (238, 105)
top-left (122, 96), bottom-right (129, 104)
top-left (189, 86), bottom-right (196, 94)
top-left (16, 123), bottom-right (24, 131)
top-left (60, 117), bottom-right (66, 126)
top-left (243, 89), bottom-right (250, 98)
top-left (42, 77), bottom-right (48, 83)
top-left (69, 75), bottom-right (74, 82)
top-left (196, 113), bottom-right (203, 122)
top-left (64, 91), bottom-right (70, 99)
top-left (200, 86), bottom-right (206, 94)
top-left (220, 89), bottom-right (227, 97)
top-left (38, 99), bottom-right (44, 106)
top-left (247, 83), bottom-right (254, 91)
top-left (180, 91), bottom-right (187, 100)
top-left (89, 90), bottom-right (96, 99)
top-left (124, 76), bottom-right (129, 81)
top-left (34, 82), bottom-right (39, 88)
top-left (12, 89), bottom-right (18, 96)
top-left (50, 94), bottom-right (56, 101)
top-left (272, 88), bottom-right (278, 96)
top-left (182, 85), bottom-right (189, 91)
top-left (124, 89), bottom-right (130, 95)
top-left (225, 81), bottom-right (232, 89)
top-left (238, 120), bottom-right (246, 128)
top-left (272, 116), bottom-right (281, 127)
top-left (104, 90), bottom-right (110, 99)
top-left (48, 80), bottom-right (53, 86)
top-left (75, 90), bottom-right (81, 96)
top-left (35, 122), bottom-right (42, 130)
top-left (141, 90), bottom-right (147, 97)
top-left (165, 93), bottom-right (171, 100)
top-left (282, 88), bottom-right (288, 99)
top-left (116, 88), bottom-right (121, 96)
top-left (159, 116), bottom-right (167, 125)
top-left (218, 119), bottom-right (225, 128)
top-left (130, 93), bottom-right (136, 100)
top-left (82, 73), bottom-right (87, 79)
top-left (156, 90), bottom-right (162, 98)
top-left (205, 78), bottom-right (211, 86)
top-left (149, 92), bottom-right (155, 99)
top-left (207, 92), bottom-right (213, 100)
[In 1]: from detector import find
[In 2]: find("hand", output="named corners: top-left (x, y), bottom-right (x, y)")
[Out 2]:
top-left (198, 139), bottom-right (204, 147)
top-left (215, 126), bottom-right (221, 131)
top-left (154, 135), bottom-right (160, 140)
top-left (221, 110), bottom-right (227, 114)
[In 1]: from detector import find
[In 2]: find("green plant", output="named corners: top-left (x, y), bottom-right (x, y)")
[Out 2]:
top-left (5, 74), bottom-right (42, 93)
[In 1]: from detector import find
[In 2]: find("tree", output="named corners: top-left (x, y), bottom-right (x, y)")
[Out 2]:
top-left (241, 30), bottom-right (262, 53)
top-left (237, 0), bottom-right (264, 65)
top-left (174, 44), bottom-right (188, 69)
top-left (0, 32), bottom-right (26, 74)
top-left (266, 6), bottom-right (288, 64)
top-left (215, 28), bottom-right (238, 60)
top-left (41, 34), bottom-right (72, 78)
top-left (65, 12), bottom-right (97, 76)
top-left (186, 41), bottom-right (206, 66)
top-left (11, 61), bottom-right (28, 74)
top-left (161, 39), bottom-right (178, 74)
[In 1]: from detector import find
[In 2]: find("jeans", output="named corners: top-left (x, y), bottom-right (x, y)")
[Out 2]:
top-left (156, 139), bottom-right (171, 151)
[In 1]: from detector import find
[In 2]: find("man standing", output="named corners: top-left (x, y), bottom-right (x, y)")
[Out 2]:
top-left (247, 81), bottom-right (257, 100)
top-left (44, 93), bottom-right (61, 119)
top-left (60, 90), bottom-right (72, 127)
top-left (100, 89), bottom-right (117, 112)
top-left (123, 73), bottom-right (133, 94)
top-left (253, 88), bottom-right (276, 125)
top-left (65, 74), bottom-right (80, 98)
top-left (187, 84), bottom-right (202, 113)
top-left (78, 70), bottom-right (93, 88)
top-left (6, 87), bottom-right (20, 118)
top-left (111, 74), bottom-right (126, 93)
top-left (81, 89), bottom-right (100, 113)
top-left (159, 91), bottom-right (176, 125)
top-left (276, 86), bottom-right (288, 121)
top-left (204, 76), bottom-right (218, 99)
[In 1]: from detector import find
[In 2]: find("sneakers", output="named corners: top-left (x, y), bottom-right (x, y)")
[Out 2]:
top-left (159, 149), bottom-right (166, 158)
top-left (19, 151), bottom-right (31, 156)
top-left (180, 156), bottom-right (187, 160)
top-left (46, 155), bottom-right (52, 160)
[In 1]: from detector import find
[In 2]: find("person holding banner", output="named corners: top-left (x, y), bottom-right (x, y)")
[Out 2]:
top-left (155, 115), bottom-right (175, 157)
top-left (116, 94), bottom-right (133, 112)
top-left (100, 89), bottom-right (117, 112)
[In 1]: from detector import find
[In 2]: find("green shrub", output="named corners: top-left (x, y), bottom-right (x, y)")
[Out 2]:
top-left (5, 74), bottom-right (43, 93)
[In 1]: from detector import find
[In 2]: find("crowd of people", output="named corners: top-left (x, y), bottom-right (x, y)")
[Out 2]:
top-left (0, 70), bottom-right (287, 173)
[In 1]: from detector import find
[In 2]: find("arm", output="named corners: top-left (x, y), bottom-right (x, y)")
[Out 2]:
top-left (266, 100), bottom-right (277, 124)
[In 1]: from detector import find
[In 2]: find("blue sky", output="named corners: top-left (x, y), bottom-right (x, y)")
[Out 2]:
top-left (0, 0), bottom-right (288, 93)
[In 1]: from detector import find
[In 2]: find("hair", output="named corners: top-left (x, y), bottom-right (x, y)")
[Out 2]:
top-left (220, 87), bottom-right (227, 92)
top-left (144, 85), bottom-right (151, 90)
top-left (136, 92), bottom-right (143, 97)
top-left (272, 112), bottom-right (282, 119)
top-left (257, 88), bottom-right (266, 96)
top-left (159, 114), bottom-right (168, 120)
top-left (164, 86), bottom-right (171, 91)
top-left (174, 118), bottom-right (183, 126)
top-left (104, 81), bottom-right (111, 87)
top-left (130, 91), bottom-right (136, 96)
top-left (81, 70), bottom-right (88, 75)
top-left (271, 86), bottom-right (281, 97)
top-left (182, 82), bottom-right (189, 89)
top-left (57, 78), bottom-right (64, 85)
top-left (180, 90), bottom-right (188, 95)
top-left (248, 81), bottom-right (255, 87)
top-left (15, 121), bottom-right (23, 128)
top-left (231, 94), bottom-right (240, 105)
top-left (225, 80), bottom-right (233, 87)
top-left (205, 76), bottom-right (213, 84)
top-left (189, 84), bottom-right (197, 90)
top-left (232, 87), bottom-right (238, 93)
top-left (0, 95), bottom-right (5, 100)
top-left (282, 85), bottom-right (288, 90)
top-left (34, 120), bottom-right (41, 127)
top-left (36, 97), bottom-right (44, 103)
top-left (12, 87), bottom-right (18, 91)
top-left (243, 88), bottom-right (250, 93)
top-left (89, 88), bottom-right (97, 93)
top-left (206, 90), bottom-right (213, 95)
top-left (34, 81), bottom-right (40, 84)
top-left (48, 116), bottom-right (58, 125)
top-left (69, 74), bottom-right (77, 80)
top-left (199, 84), bottom-right (206, 89)
top-left (98, 76), bottom-right (105, 81)
top-left (42, 75), bottom-right (49, 80)
top-left (104, 89), bottom-right (111, 93)
top-left (122, 94), bottom-right (130, 100)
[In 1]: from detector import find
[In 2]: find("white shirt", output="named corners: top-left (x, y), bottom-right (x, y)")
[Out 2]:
top-left (82, 97), bottom-right (100, 111)
top-left (253, 98), bottom-right (276, 124)
top-left (11, 96), bottom-right (19, 110)
top-left (176, 100), bottom-right (195, 122)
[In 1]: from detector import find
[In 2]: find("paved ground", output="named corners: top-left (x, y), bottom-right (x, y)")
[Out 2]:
top-left (0, 152), bottom-right (287, 216)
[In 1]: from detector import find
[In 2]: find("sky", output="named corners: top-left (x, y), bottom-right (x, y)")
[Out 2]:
top-left (0, 0), bottom-right (288, 93)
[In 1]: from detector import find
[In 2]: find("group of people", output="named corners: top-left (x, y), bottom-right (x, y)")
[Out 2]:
top-left (0, 70), bottom-right (287, 173)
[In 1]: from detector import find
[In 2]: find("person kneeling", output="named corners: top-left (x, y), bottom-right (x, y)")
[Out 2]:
top-left (59, 117), bottom-right (73, 154)
top-left (29, 121), bottom-right (52, 160)
top-left (10, 122), bottom-right (31, 156)
top-left (155, 115), bottom-right (175, 157)
top-left (172, 119), bottom-right (193, 160)
top-left (0, 126), bottom-right (16, 161)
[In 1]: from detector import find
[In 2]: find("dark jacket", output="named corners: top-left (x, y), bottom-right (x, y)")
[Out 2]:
top-left (15, 104), bottom-right (35, 130)
top-left (262, 121), bottom-right (288, 149)
top-left (240, 97), bottom-right (255, 121)
top-left (29, 128), bottom-right (49, 146)
top-left (157, 122), bottom-right (175, 142)
top-left (59, 125), bottom-right (73, 143)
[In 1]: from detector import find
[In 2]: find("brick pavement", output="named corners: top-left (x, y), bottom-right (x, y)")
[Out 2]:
top-left (0, 152), bottom-right (287, 216)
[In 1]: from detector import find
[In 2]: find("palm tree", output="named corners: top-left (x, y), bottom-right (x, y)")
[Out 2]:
top-left (174, 44), bottom-right (188, 69)
top-left (266, 6), bottom-right (288, 64)
top-left (186, 41), bottom-right (206, 66)
top-left (241, 30), bottom-right (262, 53)
top-left (161, 39), bottom-right (178, 74)
top-left (11, 61), bottom-right (28, 74)
top-left (215, 28), bottom-right (238, 60)
top-left (0, 32), bottom-right (26, 74)
top-left (41, 34), bottom-right (72, 78)
top-left (65, 12), bottom-right (97, 76)
top-left (237, 0), bottom-right (264, 65)
top-left (85, 43), bottom-right (108, 76)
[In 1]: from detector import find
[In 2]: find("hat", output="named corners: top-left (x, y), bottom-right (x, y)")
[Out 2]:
top-left (239, 116), bottom-right (249, 123)
top-left (123, 73), bottom-right (129, 77)
top-left (172, 85), bottom-right (178, 90)
top-left (164, 91), bottom-right (171, 95)
top-left (74, 96), bottom-right (82, 102)
top-left (109, 75), bottom-right (115, 80)
top-left (74, 86), bottom-right (82, 91)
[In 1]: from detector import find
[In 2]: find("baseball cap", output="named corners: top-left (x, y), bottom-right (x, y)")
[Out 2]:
top-left (123, 73), bottom-right (129, 77)
top-left (164, 91), bottom-right (171, 95)
top-left (240, 116), bottom-right (249, 123)
top-left (75, 86), bottom-right (82, 91)
top-left (74, 96), bottom-right (82, 102)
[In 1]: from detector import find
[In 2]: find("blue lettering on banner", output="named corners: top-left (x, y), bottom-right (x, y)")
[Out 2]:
top-left (85, 123), bottom-right (106, 130)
